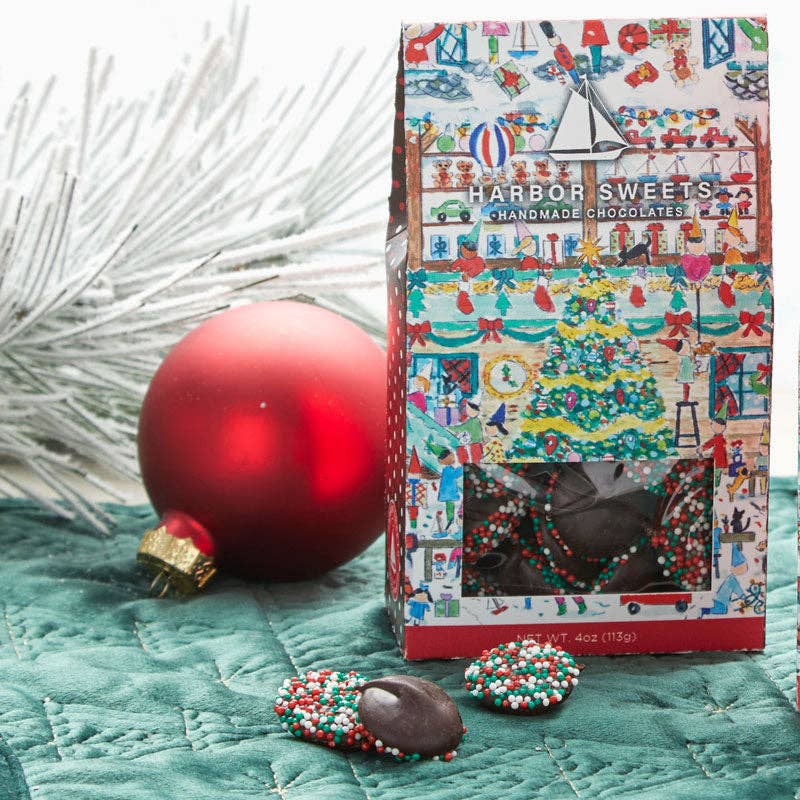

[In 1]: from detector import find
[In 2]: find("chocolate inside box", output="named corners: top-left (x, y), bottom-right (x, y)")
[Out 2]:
top-left (462, 459), bottom-right (714, 597)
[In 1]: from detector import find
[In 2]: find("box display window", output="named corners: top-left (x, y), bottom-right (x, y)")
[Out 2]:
top-left (462, 459), bottom-right (714, 598)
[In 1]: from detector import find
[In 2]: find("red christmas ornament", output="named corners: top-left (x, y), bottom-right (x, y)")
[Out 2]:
top-left (137, 301), bottom-right (386, 591)
top-left (543, 434), bottom-right (558, 456)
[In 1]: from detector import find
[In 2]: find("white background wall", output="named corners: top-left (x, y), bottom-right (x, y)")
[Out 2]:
top-left (1, 1), bottom-right (797, 475)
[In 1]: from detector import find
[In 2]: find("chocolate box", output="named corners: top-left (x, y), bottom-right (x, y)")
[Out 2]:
top-left (385, 17), bottom-right (771, 659)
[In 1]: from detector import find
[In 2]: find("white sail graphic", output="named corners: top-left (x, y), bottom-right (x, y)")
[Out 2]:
top-left (548, 78), bottom-right (629, 162)
top-left (508, 21), bottom-right (539, 57)
top-left (592, 107), bottom-right (626, 147)
top-left (549, 91), bottom-right (591, 152)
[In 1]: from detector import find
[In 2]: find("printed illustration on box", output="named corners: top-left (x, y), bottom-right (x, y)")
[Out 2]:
top-left (386, 17), bottom-right (771, 659)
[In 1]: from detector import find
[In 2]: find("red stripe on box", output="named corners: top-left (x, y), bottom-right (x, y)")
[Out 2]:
top-left (402, 619), bottom-right (764, 660)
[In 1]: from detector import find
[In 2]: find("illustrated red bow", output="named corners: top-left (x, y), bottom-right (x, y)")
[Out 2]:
top-left (755, 362), bottom-right (771, 382)
top-left (739, 310), bottom-right (765, 337)
top-left (664, 310), bottom-right (693, 337)
top-left (478, 317), bottom-right (504, 342)
top-left (408, 321), bottom-right (432, 346)
top-left (651, 18), bottom-right (690, 42)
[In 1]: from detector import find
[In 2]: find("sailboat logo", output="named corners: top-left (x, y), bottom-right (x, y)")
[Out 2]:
top-left (548, 77), bottom-right (629, 161)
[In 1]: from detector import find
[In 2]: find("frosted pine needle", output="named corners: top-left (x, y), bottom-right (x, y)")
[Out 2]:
top-left (0, 6), bottom-right (391, 529)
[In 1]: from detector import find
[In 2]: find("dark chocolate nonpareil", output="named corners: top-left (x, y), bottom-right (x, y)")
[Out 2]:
top-left (465, 640), bottom-right (583, 714)
top-left (275, 669), bottom-right (465, 762)
top-left (358, 675), bottom-right (464, 759)
top-left (548, 462), bottom-right (660, 556)
top-left (463, 460), bottom-right (713, 597)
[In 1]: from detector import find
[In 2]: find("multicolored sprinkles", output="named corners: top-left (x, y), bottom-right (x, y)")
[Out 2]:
top-left (463, 460), bottom-right (713, 596)
top-left (274, 669), bottom-right (371, 751)
top-left (274, 669), bottom-right (464, 762)
top-left (465, 640), bottom-right (582, 714)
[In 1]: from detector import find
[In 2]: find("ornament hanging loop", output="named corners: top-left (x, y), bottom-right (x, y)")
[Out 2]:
top-left (148, 570), bottom-right (174, 599)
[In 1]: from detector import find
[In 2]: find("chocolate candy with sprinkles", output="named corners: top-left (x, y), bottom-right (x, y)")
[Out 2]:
top-left (463, 460), bottom-right (714, 598)
top-left (465, 640), bottom-right (582, 714)
top-left (358, 675), bottom-right (464, 760)
top-left (274, 669), bottom-right (373, 751)
top-left (275, 669), bottom-right (465, 762)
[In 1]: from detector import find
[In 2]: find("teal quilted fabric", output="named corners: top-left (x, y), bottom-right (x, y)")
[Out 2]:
top-left (0, 482), bottom-right (799, 800)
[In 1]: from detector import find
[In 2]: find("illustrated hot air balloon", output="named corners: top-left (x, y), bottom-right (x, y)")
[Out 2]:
top-left (469, 122), bottom-right (516, 170)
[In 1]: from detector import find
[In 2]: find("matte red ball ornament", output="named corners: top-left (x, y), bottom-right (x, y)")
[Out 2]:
top-left (136, 301), bottom-right (386, 592)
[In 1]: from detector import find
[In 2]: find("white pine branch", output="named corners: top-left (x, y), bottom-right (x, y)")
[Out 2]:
top-left (0, 4), bottom-right (391, 527)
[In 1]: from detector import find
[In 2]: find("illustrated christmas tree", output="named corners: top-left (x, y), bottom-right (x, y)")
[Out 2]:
top-left (669, 289), bottom-right (687, 311)
top-left (495, 288), bottom-right (512, 316)
top-left (509, 238), bottom-right (676, 461)
top-left (408, 287), bottom-right (427, 318)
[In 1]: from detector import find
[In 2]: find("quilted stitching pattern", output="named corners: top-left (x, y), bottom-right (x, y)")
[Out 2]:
top-left (0, 484), bottom-right (798, 800)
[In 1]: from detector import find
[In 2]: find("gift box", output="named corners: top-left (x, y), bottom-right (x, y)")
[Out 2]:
top-left (432, 392), bottom-right (462, 426)
top-left (646, 223), bottom-right (668, 255)
top-left (610, 223), bottom-right (634, 254)
top-left (434, 406), bottom-right (461, 426)
top-left (429, 233), bottom-right (451, 260)
top-left (493, 60), bottom-right (529, 99)
top-left (386, 17), bottom-right (772, 660)
top-left (435, 594), bottom-right (460, 617)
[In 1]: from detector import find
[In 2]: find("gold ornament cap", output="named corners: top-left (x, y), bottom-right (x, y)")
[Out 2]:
top-left (137, 520), bottom-right (217, 596)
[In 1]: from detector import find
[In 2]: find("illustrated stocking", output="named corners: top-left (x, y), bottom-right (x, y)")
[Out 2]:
top-left (718, 271), bottom-right (736, 308)
top-left (534, 276), bottom-right (555, 312)
top-left (629, 282), bottom-right (646, 308)
top-left (457, 281), bottom-right (474, 315)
